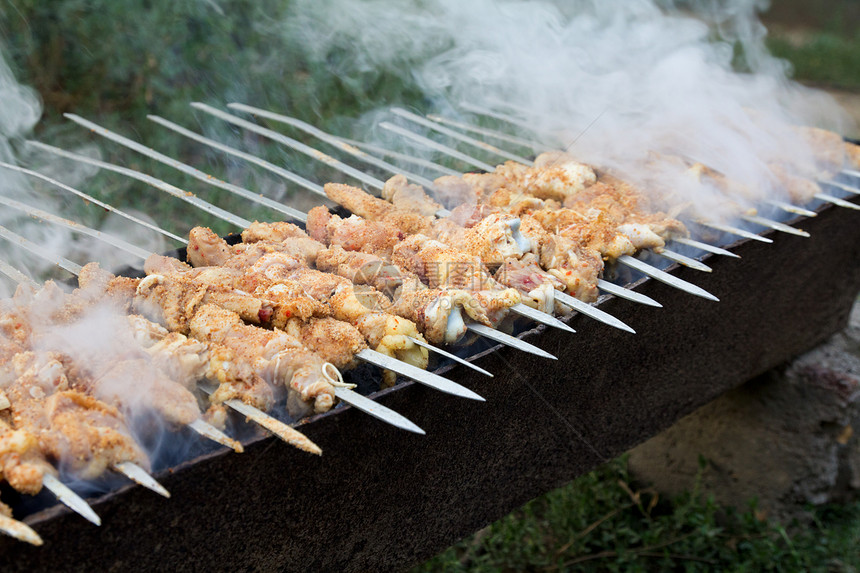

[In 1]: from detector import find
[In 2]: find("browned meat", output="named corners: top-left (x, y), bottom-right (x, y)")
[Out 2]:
top-left (187, 227), bottom-right (233, 267)
top-left (382, 174), bottom-right (443, 216)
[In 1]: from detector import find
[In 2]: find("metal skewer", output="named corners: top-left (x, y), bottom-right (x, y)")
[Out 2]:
top-left (186, 419), bottom-right (244, 453)
top-left (64, 113), bottom-right (310, 224)
top-left (227, 103), bottom-right (439, 189)
top-left (391, 108), bottom-right (533, 165)
top-left (190, 102), bottom-right (386, 192)
top-left (616, 255), bottom-right (719, 302)
top-left (671, 237), bottom-right (740, 258)
top-left (740, 214), bottom-right (810, 238)
top-left (696, 220), bottom-right (774, 243)
top-left (553, 291), bottom-right (636, 333)
top-left (465, 323), bottom-right (557, 360)
top-left (0, 224), bottom-right (83, 276)
top-left (595, 279), bottom-right (662, 307)
top-left (814, 192), bottom-right (860, 210)
top-left (26, 141), bottom-right (251, 230)
top-left (196, 387), bottom-right (324, 454)
top-left (113, 461), bottom-right (170, 498)
top-left (0, 161), bottom-right (187, 244)
top-left (820, 179), bottom-right (860, 195)
top-left (0, 258), bottom-right (38, 287)
top-left (425, 113), bottom-right (551, 153)
top-left (458, 102), bottom-right (555, 145)
top-left (333, 387), bottom-right (425, 434)
top-left (841, 168), bottom-right (860, 179)
top-left (146, 114), bottom-right (325, 209)
top-left (406, 336), bottom-right (494, 377)
top-left (0, 513), bottom-right (43, 546)
top-left (509, 303), bottom-right (576, 333)
top-left (41, 474), bottom-right (102, 526)
top-left (764, 199), bottom-right (817, 218)
top-left (357, 349), bottom-right (484, 400)
top-left (0, 196), bottom-right (153, 262)
top-left (337, 137), bottom-right (462, 176)
top-left (379, 122), bottom-right (496, 172)
top-left (653, 248), bottom-right (713, 272)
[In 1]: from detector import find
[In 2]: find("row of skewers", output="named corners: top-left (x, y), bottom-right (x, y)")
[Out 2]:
top-left (1, 102), bottom-right (859, 546)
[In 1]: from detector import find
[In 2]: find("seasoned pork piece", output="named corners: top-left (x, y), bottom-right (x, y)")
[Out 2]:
top-left (233, 251), bottom-right (428, 382)
top-left (768, 163), bottom-right (823, 204)
top-left (431, 175), bottom-right (484, 208)
top-left (282, 317), bottom-right (366, 370)
top-left (325, 182), bottom-right (434, 235)
top-left (126, 312), bottom-right (272, 410)
top-left (325, 182), bottom-right (395, 221)
top-left (386, 282), bottom-right (488, 344)
top-left (495, 254), bottom-right (565, 315)
top-left (382, 174), bottom-right (443, 216)
top-left (81, 358), bottom-right (200, 427)
top-left (7, 353), bottom-right (148, 479)
top-left (493, 153), bottom-right (597, 201)
top-left (0, 420), bottom-right (50, 495)
top-left (793, 126), bottom-right (852, 177)
top-left (189, 303), bottom-right (335, 414)
top-left (391, 234), bottom-right (515, 295)
top-left (241, 221), bottom-right (309, 244)
top-left (520, 216), bottom-right (603, 303)
top-left (77, 262), bottom-right (139, 310)
top-left (315, 245), bottom-right (405, 297)
top-left (187, 226), bottom-right (233, 267)
top-left (450, 213), bottom-right (532, 266)
top-left (308, 207), bottom-right (405, 256)
top-left (135, 267), bottom-right (273, 331)
top-left (232, 236), bottom-right (325, 267)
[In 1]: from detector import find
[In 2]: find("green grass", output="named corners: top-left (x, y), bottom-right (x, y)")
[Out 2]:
top-left (767, 32), bottom-right (860, 90)
top-left (414, 457), bottom-right (860, 572)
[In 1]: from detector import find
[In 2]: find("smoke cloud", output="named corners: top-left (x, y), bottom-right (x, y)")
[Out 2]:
top-left (282, 0), bottom-right (852, 219)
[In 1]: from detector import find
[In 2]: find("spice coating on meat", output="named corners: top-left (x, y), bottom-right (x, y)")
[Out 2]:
top-left (382, 174), bottom-right (443, 216)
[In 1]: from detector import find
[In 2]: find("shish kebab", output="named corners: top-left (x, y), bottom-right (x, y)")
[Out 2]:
top-left (62, 113), bottom-right (576, 338)
top-left (26, 137), bottom-right (557, 360)
top-left (214, 103), bottom-right (724, 272)
top-left (127, 106), bottom-right (661, 313)
top-left (0, 253), bottom-right (210, 486)
top-left (449, 103), bottom-right (860, 215)
top-left (382, 106), bottom-right (818, 239)
top-left (0, 206), bottom-right (432, 437)
top-left (0, 275), bottom-right (198, 543)
top-left (0, 220), bottom-right (353, 453)
top-left (370, 117), bottom-right (793, 245)
top-left (354, 120), bottom-right (818, 248)
top-left (0, 240), bottom-right (260, 455)
top-left (20, 131), bottom-right (521, 366)
top-left (178, 103), bottom-right (718, 304)
top-left (172, 103), bottom-right (666, 307)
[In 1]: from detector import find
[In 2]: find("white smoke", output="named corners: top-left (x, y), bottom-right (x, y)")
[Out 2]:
top-left (283, 0), bottom-right (853, 219)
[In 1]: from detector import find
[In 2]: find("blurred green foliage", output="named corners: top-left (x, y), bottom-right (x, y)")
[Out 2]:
top-left (768, 32), bottom-right (860, 90)
top-left (0, 0), bottom-right (430, 235)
